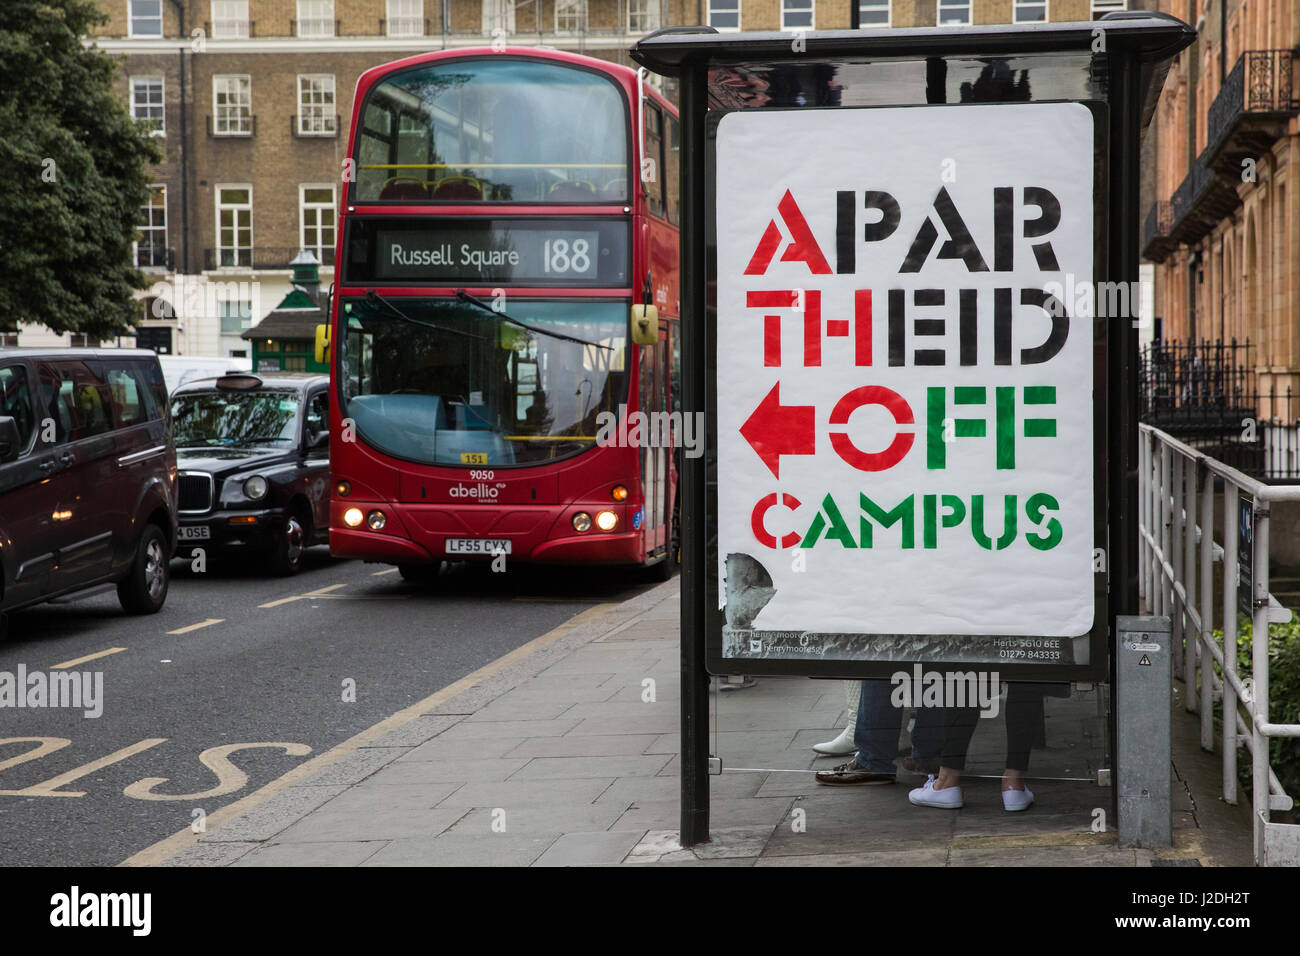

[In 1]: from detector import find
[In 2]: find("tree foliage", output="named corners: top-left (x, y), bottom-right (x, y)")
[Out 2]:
top-left (0, 0), bottom-right (163, 338)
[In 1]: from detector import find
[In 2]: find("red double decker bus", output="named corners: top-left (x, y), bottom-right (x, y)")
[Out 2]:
top-left (320, 48), bottom-right (681, 581)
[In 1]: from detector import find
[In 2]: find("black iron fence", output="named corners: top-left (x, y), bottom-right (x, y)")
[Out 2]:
top-left (1139, 339), bottom-right (1300, 480)
top-left (1207, 49), bottom-right (1300, 149)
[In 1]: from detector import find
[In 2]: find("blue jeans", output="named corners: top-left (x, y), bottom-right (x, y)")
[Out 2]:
top-left (852, 679), bottom-right (943, 775)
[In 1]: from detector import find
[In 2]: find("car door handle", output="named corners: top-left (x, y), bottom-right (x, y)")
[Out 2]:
top-left (38, 459), bottom-right (58, 474)
top-left (58, 452), bottom-right (75, 466)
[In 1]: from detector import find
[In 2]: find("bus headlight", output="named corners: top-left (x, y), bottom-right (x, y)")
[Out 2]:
top-left (611, 485), bottom-right (628, 502)
top-left (243, 476), bottom-right (268, 500)
top-left (343, 507), bottom-right (364, 528)
top-left (596, 511), bottom-right (618, 532)
top-left (367, 510), bottom-right (387, 530)
top-left (572, 512), bottom-right (592, 532)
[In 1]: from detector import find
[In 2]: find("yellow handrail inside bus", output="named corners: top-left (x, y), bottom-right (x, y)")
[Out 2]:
top-left (361, 163), bottom-right (625, 169)
top-left (503, 435), bottom-right (598, 441)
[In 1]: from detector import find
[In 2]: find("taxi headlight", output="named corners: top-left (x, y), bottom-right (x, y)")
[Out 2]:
top-left (243, 476), bottom-right (268, 500)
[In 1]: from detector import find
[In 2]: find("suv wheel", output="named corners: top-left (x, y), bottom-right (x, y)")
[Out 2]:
top-left (269, 514), bottom-right (307, 576)
top-left (118, 524), bottom-right (169, 614)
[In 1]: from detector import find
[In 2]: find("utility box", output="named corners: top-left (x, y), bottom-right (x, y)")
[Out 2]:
top-left (1116, 615), bottom-right (1172, 847)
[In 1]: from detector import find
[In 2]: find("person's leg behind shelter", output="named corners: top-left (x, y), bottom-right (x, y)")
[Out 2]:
top-left (815, 680), bottom-right (902, 785)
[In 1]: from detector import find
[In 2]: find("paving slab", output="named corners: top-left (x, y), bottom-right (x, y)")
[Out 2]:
top-left (506, 734), bottom-right (662, 758)
top-left (436, 718), bottom-right (584, 740)
top-left (197, 785), bottom-right (347, 843)
top-left (434, 777), bottom-right (614, 809)
top-left (445, 803), bottom-right (629, 837)
top-left (361, 833), bottom-right (559, 866)
top-left (274, 806), bottom-right (468, 844)
top-left (232, 840), bottom-right (388, 867)
top-left (756, 847), bottom-right (951, 866)
top-left (533, 831), bottom-right (645, 866)
top-left (511, 754), bottom-right (673, 780)
top-left (361, 757), bottom-right (522, 786)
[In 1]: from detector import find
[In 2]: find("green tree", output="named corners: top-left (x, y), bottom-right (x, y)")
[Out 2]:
top-left (0, 0), bottom-right (163, 339)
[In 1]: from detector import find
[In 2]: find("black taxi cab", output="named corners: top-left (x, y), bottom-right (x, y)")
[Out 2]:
top-left (169, 372), bottom-right (330, 574)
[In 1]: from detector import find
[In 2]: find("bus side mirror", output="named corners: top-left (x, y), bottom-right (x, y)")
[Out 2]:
top-left (314, 324), bottom-right (330, 365)
top-left (631, 304), bottom-right (659, 346)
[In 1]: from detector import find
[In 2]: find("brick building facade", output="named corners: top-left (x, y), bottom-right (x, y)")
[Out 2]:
top-left (15, 0), bottom-right (1132, 355)
top-left (1141, 0), bottom-right (1300, 451)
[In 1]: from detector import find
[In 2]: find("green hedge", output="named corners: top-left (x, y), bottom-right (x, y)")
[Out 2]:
top-left (1212, 619), bottom-right (1300, 822)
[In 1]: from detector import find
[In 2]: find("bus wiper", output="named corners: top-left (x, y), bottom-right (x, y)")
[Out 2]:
top-left (365, 290), bottom-right (485, 340)
top-left (455, 289), bottom-right (613, 351)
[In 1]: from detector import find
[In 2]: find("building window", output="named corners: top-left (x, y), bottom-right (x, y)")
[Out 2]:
top-left (213, 76), bottom-right (252, 135)
top-left (481, 0), bottom-right (514, 35)
top-left (1091, 0), bottom-right (1126, 17)
top-left (781, 0), bottom-right (813, 29)
top-left (1014, 0), bottom-right (1047, 22)
top-left (628, 0), bottom-right (659, 33)
top-left (300, 186), bottom-right (336, 263)
top-left (69, 333), bottom-right (98, 347)
top-left (210, 0), bottom-right (249, 37)
top-left (136, 186), bottom-right (167, 268)
top-left (216, 186), bottom-right (252, 268)
top-left (708, 0), bottom-right (739, 30)
top-left (297, 75), bottom-right (336, 136)
top-left (219, 299), bottom-right (252, 335)
top-left (858, 0), bottom-right (889, 27)
top-left (128, 0), bottom-right (163, 36)
top-left (556, 0), bottom-right (584, 34)
top-left (937, 0), bottom-right (971, 26)
top-left (130, 77), bottom-right (164, 135)
top-left (297, 0), bottom-right (334, 37)
top-left (386, 0), bottom-right (423, 36)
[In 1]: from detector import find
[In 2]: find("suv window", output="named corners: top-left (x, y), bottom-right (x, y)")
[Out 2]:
top-left (0, 364), bottom-right (36, 453)
top-left (41, 361), bottom-right (114, 441)
top-left (105, 362), bottom-right (158, 426)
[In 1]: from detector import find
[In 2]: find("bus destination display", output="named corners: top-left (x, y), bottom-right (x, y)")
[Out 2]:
top-left (345, 218), bottom-right (629, 287)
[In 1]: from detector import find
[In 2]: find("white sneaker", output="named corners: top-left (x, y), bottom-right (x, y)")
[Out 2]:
top-left (812, 725), bottom-right (857, 755)
top-left (908, 774), bottom-right (963, 809)
top-left (1002, 786), bottom-right (1034, 812)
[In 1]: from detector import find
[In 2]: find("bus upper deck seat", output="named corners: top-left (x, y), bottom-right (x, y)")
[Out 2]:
top-left (547, 181), bottom-right (597, 202)
top-left (378, 179), bottom-right (429, 201)
top-left (430, 177), bottom-right (484, 201)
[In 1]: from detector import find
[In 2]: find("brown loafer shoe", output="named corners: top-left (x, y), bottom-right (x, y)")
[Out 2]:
top-left (814, 757), bottom-right (896, 786)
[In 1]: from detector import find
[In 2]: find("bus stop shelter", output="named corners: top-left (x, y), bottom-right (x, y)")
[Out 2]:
top-left (632, 13), bottom-right (1195, 847)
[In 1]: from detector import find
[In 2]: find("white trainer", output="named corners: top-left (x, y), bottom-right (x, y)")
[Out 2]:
top-left (812, 725), bottom-right (857, 755)
top-left (1002, 786), bottom-right (1034, 812)
top-left (908, 774), bottom-right (963, 809)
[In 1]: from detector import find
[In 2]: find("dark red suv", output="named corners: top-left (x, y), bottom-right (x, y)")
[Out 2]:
top-left (0, 348), bottom-right (177, 637)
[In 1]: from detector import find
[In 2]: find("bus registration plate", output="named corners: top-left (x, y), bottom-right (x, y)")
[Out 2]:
top-left (446, 538), bottom-right (512, 555)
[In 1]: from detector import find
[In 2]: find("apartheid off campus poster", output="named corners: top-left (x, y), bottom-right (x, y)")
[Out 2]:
top-left (715, 102), bottom-right (1098, 669)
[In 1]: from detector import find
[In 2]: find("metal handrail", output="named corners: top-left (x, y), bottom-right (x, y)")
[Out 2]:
top-left (1139, 422), bottom-right (1300, 865)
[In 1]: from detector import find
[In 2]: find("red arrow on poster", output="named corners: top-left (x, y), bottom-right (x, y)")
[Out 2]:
top-left (740, 382), bottom-right (815, 479)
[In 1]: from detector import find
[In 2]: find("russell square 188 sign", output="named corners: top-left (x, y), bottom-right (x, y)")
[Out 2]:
top-left (714, 102), bottom-right (1105, 674)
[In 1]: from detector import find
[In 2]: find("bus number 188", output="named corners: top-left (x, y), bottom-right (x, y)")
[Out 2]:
top-left (542, 238), bottom-right (591, 274)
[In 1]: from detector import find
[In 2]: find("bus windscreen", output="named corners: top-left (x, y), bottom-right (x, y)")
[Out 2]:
top-left (340, 297), bottom-right (628, 467)
top-left (354, 59), bottom-right (630, 204)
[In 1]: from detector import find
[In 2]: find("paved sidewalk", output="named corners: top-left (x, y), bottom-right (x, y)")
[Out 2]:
top-left (145, 578), bottom-right (1255, 867)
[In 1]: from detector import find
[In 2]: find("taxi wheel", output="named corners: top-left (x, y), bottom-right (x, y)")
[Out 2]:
top-left (118, 524), bottom-right (170, 614)
top-left (398, 561), bottom-right (442, 585)
top-left (269, 514), bottom-right (307, 576)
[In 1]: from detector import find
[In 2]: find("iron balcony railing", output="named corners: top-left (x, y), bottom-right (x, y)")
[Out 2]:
top-left (204, 247), bottom-right (336, 271)
top-left (1207, 50), bottom-right (1300, 151)
top-left (1142, 199), bottom-right (1172, 257)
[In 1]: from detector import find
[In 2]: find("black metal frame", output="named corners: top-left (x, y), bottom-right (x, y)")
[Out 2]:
top-left (633, 11), bottom-right (1195, 848)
